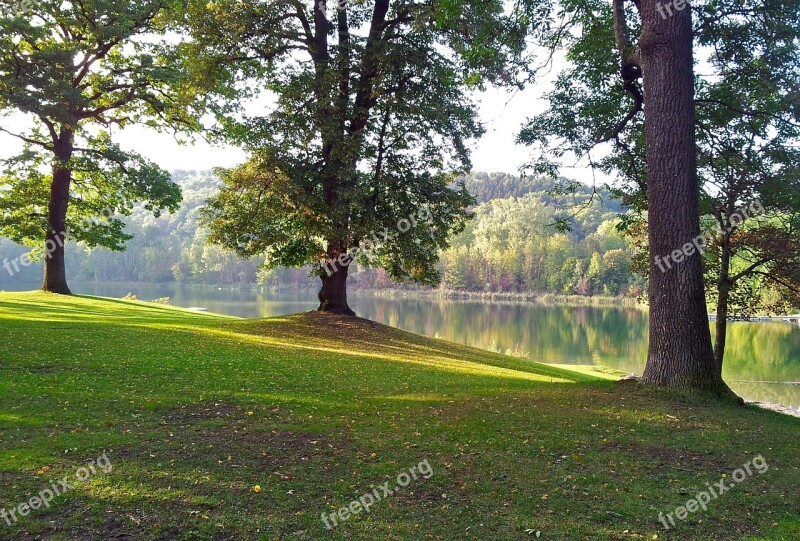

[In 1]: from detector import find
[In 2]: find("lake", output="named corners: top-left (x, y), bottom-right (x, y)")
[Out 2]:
top-left (5, 282), bottom-right (800, 411)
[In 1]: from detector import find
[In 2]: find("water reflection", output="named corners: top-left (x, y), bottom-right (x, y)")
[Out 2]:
top-left (351, 296), bottom-right (800, 408)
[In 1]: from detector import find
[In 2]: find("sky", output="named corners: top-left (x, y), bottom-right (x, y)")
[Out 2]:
top-left (0, 76), bottom-right (600, 184)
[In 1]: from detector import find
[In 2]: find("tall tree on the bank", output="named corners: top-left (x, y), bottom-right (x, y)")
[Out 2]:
top-left (635, 0), bottom-right (720, 390)
top-left (518, 0), bottom-right (800, 373)
top-left (514, 0), bottom-right (731, 392)
top-left (0, 0), bottom-right (210, 294)
top-left (197, 0), bottom-right (517, 315)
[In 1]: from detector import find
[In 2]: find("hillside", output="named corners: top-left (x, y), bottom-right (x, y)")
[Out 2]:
top-left (0, 171), bottom-right (639, 296)
top-left (0, 292), bottom-right (798, 540)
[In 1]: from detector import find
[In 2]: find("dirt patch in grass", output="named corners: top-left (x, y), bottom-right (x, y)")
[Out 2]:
top-left (5, 499), bottom-right (240, 541)
top-left (160, 400), bottom-right (243, 424)
top-left (115, 401), bottom-right (353, 471)
top-left (245, 312), bottom-right (389, 346)
top-left (394, 484), bottom-right (460, 508)
top-left (289, 311), bottom-right (390, 335)
top-left (601, 441), bottom-right (731, 472)
top-left (204, 426), bottom-right (350, 472)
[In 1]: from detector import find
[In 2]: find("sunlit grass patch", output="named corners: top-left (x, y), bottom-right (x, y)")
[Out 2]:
top-left (0, 292), bottom-right (798, 540)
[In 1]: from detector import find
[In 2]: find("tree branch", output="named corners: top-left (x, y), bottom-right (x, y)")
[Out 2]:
top-left (0, 128), bottom-right (54, 151)
top-left (597, 0), bottom-right (643, 144)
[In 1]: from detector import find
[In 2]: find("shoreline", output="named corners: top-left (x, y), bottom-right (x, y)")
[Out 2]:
top-left (7, 282), bottom-right (798, 320)
top-left (354, 288), bottom-right (642, 307)
top-left (748, 401), bottom-right (800, 418)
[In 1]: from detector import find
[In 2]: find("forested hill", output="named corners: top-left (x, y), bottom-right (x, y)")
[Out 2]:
top-left (0, 171), bottom-right (639, 296)
top-left (462, 172), bottom-right (624, 211)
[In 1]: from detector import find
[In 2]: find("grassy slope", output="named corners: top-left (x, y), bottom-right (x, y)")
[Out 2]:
top-left (0, 292), bottom-right (797, 541)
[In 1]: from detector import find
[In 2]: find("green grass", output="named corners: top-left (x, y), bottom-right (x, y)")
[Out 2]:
top-left (0, 291), bottom-right (798, 540)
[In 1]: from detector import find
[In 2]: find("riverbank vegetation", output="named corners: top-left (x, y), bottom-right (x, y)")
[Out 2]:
top-left (0, 172), bottom-right (643, 297)
top-left (361, 287), bottom-right (641, 307)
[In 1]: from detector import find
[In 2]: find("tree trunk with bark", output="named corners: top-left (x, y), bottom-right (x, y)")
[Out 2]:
top-left (714, 284), bottom-right (730, 375)
top-left (638, 0), bottom-right (724, 393)
top-left (318, 243), bottom-right (356, 316)
top-left (42, 129), bottom-right (74, 295)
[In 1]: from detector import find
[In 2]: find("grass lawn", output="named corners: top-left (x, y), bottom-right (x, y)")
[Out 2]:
top-left (0, 291), bottom-right (798, 540)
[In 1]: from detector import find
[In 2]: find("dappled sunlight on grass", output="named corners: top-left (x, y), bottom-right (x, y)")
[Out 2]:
top-left (549, 364), bottom-right (630, 380)
top-left (141, 317), bottom-right (584, 384)
top-left (0, 292), bottom-right (798, 540)
top-left (0, 292), bottom-right (234, 324)
top-left (0, 300), bottom-right (757, 388)
top-left (0, 413), bottom-right (27, 426)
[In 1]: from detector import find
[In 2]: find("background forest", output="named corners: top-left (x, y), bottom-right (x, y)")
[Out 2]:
top-left (0, 171), bottom-right (639, 296)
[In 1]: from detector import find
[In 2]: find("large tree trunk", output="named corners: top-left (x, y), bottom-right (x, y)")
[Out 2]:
top-left (638, 0), bottom-right (723, 392)
top-left (318, 244), bottom-right (355, 316)
top-left (42, 129), bottom-right (74, 295)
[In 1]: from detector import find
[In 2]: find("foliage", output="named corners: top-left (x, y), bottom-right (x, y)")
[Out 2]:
top-left (515, 0), bottom-right (800, 316)
top-left (434, 189), bottom-right (637, 295)
top-left (0, 0), bottom-right (219, 256)
top-left (186, 0), bottom-right (508, 296)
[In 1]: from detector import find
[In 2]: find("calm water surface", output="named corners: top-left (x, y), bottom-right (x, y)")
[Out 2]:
top-left (6, 282), bottom-right (800, 410)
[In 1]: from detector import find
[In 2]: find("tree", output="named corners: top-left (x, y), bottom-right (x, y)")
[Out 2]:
top-left (194, 0), bottom-right (513, 315)
top-left (520, 0), bottom-right (729, 393)
top-left (693, 0), bottom-right (800, 369)
top-left (519, 0), bottom-right (800, 378)
top-left (601, 248), bottom-right (630, 295)
top-left (704, 201), bottom-right (800, 371)
top-left (634, 0), bottom-right (723, 391)
top-left (0, 0), bottom-right (211, 294)
top-left (587, 252), bottom-right (604, 294)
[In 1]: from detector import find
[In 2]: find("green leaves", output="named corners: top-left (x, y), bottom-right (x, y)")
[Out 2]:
top-left (0, 135), bottom-right (180, 251)
top-left (0, 0), bottom-right (215, 256)
top-left (0, 152), bottom-right (51, 244)
top-left (202, 154), bottom-right (322, 267)
top-left (192, 0), bottom-right (486, 287)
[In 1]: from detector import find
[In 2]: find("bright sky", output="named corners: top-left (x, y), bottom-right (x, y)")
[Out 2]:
top-left (117, 84), bottom-right (559, 173)
top-left (0, 79), bottom-right (600, 184)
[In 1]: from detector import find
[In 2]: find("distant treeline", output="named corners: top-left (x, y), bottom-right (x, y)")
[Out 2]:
top-left (0, 171), bottom-right (641, 296)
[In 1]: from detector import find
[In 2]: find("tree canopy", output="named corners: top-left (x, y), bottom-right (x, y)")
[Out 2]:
top-left (0, 0), bottom-right (217, 293)
top-left (193, 0), bottom-right (516, 314)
